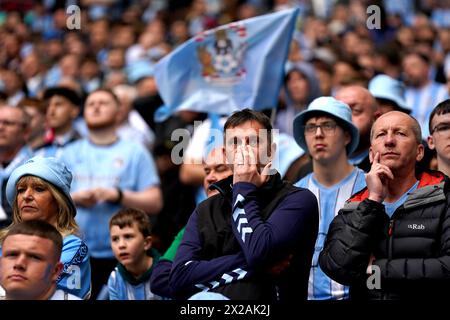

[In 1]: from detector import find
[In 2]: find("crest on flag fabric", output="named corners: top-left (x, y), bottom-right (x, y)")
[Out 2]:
top-left (196, 24), bottom-right (247, 84)
top-left (154, 8), bottom-right (299, 122)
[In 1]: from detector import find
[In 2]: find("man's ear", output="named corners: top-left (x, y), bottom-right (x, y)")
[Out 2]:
top-left (373, 109), bottom-right (382, 120)
top-left (369, 147), bottom-right (374, 163)
top-left (344, 131), bottom-right (351, 149)
top-left (416, 142), bottom-right (425, 162)
top-left (51, 262), bottom-right (64, 283)
top-left (143, 236), bottom-right (152, 252)
top-left (427, 135), bottom-right (435, 150)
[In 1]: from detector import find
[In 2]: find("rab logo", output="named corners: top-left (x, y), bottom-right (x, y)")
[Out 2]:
top-left (408, 224), bottom-right (425, 230)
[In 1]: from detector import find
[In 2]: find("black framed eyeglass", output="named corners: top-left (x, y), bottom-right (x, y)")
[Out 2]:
top-left (432, 123), bottom-right (450, 135)
top-left (303, 122), bottom-right (337, 136)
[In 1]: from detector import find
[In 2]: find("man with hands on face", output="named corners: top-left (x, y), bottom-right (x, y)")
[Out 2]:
top-left (170, 109), bottom-right (318, 300)
top-left (319, 111), bottom-right (450, 300)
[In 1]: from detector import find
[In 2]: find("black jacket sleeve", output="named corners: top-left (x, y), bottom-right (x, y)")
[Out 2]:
top-left (319, 199), bottom-right (386, 285)
top-left (150, 259), bottom-right (173, 298)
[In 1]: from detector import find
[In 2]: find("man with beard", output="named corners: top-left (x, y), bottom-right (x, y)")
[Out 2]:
top-left (60, 88), bottom-right (163, 299)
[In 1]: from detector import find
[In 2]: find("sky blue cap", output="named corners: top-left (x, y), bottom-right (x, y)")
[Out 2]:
top-left (368, 74), bottom-right (411, 113)
top-left (127, 60), bottom-right (155, 84)
top-left (6, 157), bottom-right (76, 217)
top-left (293, 96), bottom-right (360, 155)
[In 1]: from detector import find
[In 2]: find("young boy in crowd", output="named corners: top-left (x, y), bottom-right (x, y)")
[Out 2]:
top-left (107, 208), bottom-right (162, 300)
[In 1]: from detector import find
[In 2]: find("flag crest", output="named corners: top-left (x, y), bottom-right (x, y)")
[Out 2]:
top-left (154, 8), bottom-right (299, 122)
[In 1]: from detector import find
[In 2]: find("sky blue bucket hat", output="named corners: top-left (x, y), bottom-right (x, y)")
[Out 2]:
top-left (368, 74), bottom-right (411, 113)
top-left (6, 156), bottom-right (76, 217)
top-left (293, 96), bottom-right (360, 155)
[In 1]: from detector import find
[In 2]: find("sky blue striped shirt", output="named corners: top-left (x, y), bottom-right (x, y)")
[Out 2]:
top-left (296, 167), bottom-right (366, 300)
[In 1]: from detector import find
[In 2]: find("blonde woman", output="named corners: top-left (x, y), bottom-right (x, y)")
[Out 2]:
top-left (1, 156), bottom-right (91, 299)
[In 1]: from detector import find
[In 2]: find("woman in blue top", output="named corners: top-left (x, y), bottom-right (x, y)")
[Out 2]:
top-left (1, 156), bottom-right (91, 299)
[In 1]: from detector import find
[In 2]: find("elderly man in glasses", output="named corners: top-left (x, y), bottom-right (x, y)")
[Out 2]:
top-left (427, 99), bottom-right (450, 177)
top-left (292, 97), bottom-right (366, 300)
top-left (0, 105), bottom-right (33, 228)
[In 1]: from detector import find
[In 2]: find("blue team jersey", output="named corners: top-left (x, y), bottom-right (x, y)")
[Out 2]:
top-left (60, 138), bottom-right (160, 258)
top-left (405, 82), bottom-right (449, 138)
top-left (58, 234), bottom-right (91, 299)
top-left (296, 167), bottom-right (366, 300)
top-left (33, 130), bottom-right (81, 158)
top-left (107, 249), bottom-right (163, 300)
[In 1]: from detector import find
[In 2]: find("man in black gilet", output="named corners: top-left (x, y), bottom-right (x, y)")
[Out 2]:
top-left (170, 109), bottom-right (318, 300)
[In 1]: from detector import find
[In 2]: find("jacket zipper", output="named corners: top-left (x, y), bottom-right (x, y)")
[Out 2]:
top-left (388, 219), bottom-right (394, 260)
top-left (379, 219), bottom-right (395, 300)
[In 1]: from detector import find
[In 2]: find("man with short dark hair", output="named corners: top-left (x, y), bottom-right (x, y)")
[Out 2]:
top-left (319, 111), bottom-right (450, 299)
top-left (170, 109), bottom-right (318, 300)
top-left (427, 99), bottom-right (450, 176)
top-left (0, 220), bottom-right (81, 300)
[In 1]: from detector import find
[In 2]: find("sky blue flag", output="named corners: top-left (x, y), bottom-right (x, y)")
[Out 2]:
top-left (154, 8), bottom-right (299, 122)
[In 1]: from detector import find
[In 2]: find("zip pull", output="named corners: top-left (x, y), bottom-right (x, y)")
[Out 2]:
top-left (388, 220), bottom-right (394, 236)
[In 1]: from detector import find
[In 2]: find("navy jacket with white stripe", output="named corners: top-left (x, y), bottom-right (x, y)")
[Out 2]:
top-left (169, 173), bottom-right (318, 300)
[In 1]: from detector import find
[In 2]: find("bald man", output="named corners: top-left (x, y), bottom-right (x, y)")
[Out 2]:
top-left (319, 111), bottom-right (450, 300)
top-left (335, 86), bottom-right (380, 171)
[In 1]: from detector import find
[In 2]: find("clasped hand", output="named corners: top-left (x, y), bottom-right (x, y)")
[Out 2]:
top-left (72, 187), bottom-right (121, 207)
top-left (233, 145), bottom-right (271, 187)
